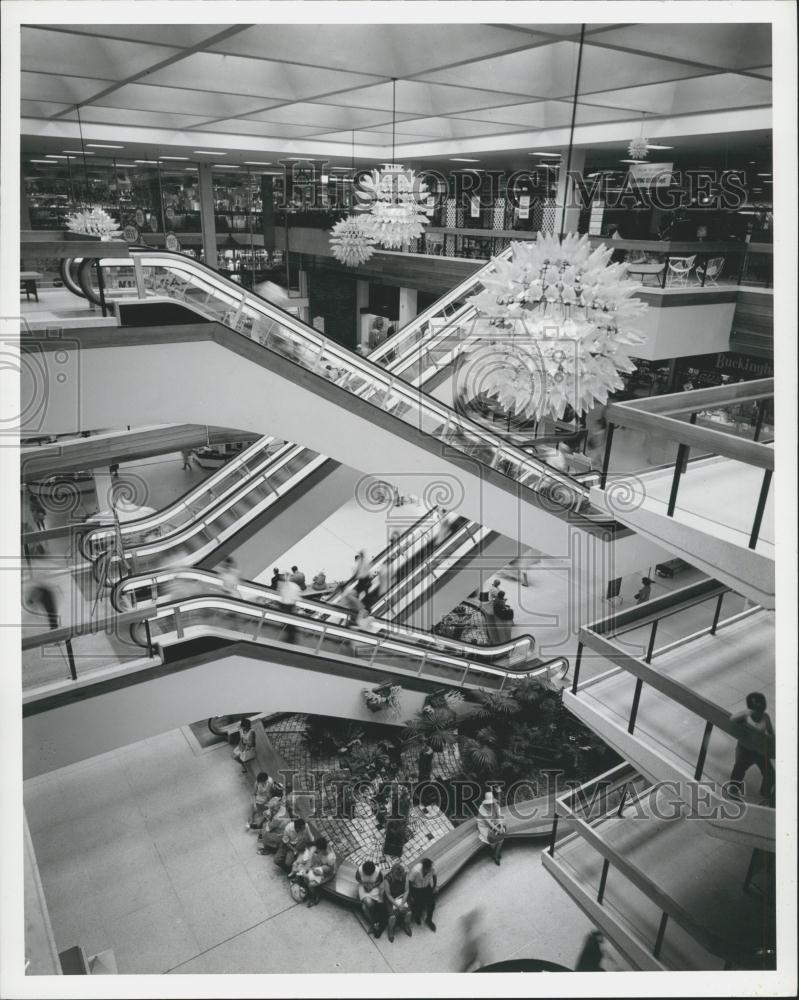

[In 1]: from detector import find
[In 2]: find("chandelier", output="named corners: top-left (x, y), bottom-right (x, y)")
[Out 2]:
top-left (354, 163), bottom-right (430, 250)
top-left (627, 136), bottom-right (649, 160)
top-left (463, 233), bottom-right (647, 421)
top-left (66, 207), bottom-right (122, 241)
top-left (329, 215), bottom-right (377, 267)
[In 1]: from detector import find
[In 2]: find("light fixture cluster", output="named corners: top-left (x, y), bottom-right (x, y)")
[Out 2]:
top-left (354, 163), bottom-right (431, 250)
top-left (66, 207), bottom-right (122, 241)
top-left (329, 215), bottom-right (378, 267)
top-left (627, 136), bottom-right (650, 160)
top-left (464, 234), bottom-right (647, 421)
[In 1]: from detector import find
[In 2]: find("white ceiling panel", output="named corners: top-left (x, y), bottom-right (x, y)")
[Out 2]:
top-left (416, 40), bottom-right (716, 99)
top-left (306, 131), bottom-right (397, 146)
top-left (587, 73), bottom-right (772, 116)
top-left (315, 80), bottom-right (533, 116)
top-left (60, 106), bottom-right (214, 130)
top-left (52, 24), bottom-right (238, 48)
top-left (192, 120), bottom-right (333, 138)
top-left (365, 116), bottom-right (534, 139)
top-left (593, 23), bottom-right (772, 72)
top-left (88, 82), bottom-right (279, 119)
top-left (21, 99), bottom-right (75, 119)
top-left (208, 23), bottom-right (553, 77)
top-left (447, 100), bottom-right (642, 128)
top-left (241, 103), bottom-right (418, 130)
top-left (144, 53), bottom-right (383, 102)
top-left (21, 26), bottom-right (182, 80)
top-left (21, 71), bottom-right (112, 105)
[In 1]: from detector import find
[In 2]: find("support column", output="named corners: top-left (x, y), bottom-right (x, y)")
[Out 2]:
top-left (20, 168), bottom-right (31, 231)
top-left (296, 269), bottom-right (310, 325)
top-left (554, 147), bottom-right (586, 237)
top-left (356, 279), bottom-right (370, 347)
top-left (398, 286), bottom-right (418, 329)
top-left (260, 175), bottom-right (275, 252)
top-left (198, 163), bottom-right (218, 269)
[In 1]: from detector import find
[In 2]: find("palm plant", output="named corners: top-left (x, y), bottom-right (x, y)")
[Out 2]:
top-left (404, 705), bottom-right (458, 752)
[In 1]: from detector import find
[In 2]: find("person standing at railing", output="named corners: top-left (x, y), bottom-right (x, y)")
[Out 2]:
top-left (728, 692), bottom-right (775, 804)
top-left (289, 565), bottom-right (307, 591)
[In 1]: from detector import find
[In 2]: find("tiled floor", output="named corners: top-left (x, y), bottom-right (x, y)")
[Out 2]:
top-left (25, 725), bottom-right (628, 974)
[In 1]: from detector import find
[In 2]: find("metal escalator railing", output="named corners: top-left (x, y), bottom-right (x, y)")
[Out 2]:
top-left (90, 250), bottom-right (604, 522)
top-left (84, 444), bottom-right (328, 579)
top-left (80, 434), bottom-right (285, 558)
top-left (111, 567), bottom-right (538, 669)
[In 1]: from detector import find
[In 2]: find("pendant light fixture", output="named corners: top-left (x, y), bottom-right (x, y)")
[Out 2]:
top-left (354, 78), bottom-right (430, 250)
top-left (65, 104), bottom-right (122, 240)
top-left (461, 25), bottom-right (648, 423)
top-left (628, 113), bottom-right (650, 161)
top-left (329, 129), bottom-right (377, 266)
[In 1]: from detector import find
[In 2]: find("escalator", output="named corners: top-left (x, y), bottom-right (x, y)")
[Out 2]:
top-left (22, 581), bottom-right (568, 778)
top-left (27, 250), bottom-right (642, 569)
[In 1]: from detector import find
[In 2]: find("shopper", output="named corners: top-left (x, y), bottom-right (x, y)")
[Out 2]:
top-left (728, 692), bottom-right (775, 803)
top-left (246, 771), bottom-right (274, 830)
top-left (25, 579), bottom-right (60, 631)
top-left (477, 790), bottom-right (506, 866)
top-left (289, 565), bottom-right (307, 590)
top-left (418, 742), bottom-right (434, 783)
top-left (459, 909), bottom-right (486, 972)
top-left (383, 862), bottom-right (413, 941)
top-left (488, 578), bottom-right (502, 601)
top-left (353, 550), bottom-right (373, 598)
top-left (278, 574), bottom-right (302, 643)
top-left (634, 576), bottom-right (653, 603)
top-left (29, 491), bottom-right (46, 531)
top-left (408, 857), bottom-right (437, 931)
top-left (180, 449), bottom-right (192, 470)
top-left (356, 860), bottom-right (386, 936)
top-left (269, 567), bottom-right (282, 590)
top-left (257, 784), bottom-right (289, 853)
top-left (368, 316), bottom-right (387, 350)
top-left (575, 929), bottom-right (606, 971)
top-left (232, 718), bottom-right (256, 772)
top-left (291, 837), bottom-right (338, 907)
top-left (220, 556), bottom-right (241, 597)
top-left (274, 816), bottom-right (312, 872)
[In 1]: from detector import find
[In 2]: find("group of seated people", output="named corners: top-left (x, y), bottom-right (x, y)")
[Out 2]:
top-left (356, 857), bottom-right (438, 941)
top-left (243, 770), bottom-right (338, 907)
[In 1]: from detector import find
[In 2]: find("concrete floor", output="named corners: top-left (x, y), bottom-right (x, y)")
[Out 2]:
top-left (24, 726), bottom-right (629, 975)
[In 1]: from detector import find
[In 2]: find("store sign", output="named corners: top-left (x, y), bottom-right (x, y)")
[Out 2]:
top-left (627, 162), bottom-right (674, 187)
top-left (122, 224), bottom-right (139, 243)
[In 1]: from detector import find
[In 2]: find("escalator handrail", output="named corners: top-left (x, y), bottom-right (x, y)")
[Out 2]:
top-left (368, 244), bottom-right (514, 366)
top-left (105, 250), bottom-right (596, 509)
top-left (80, 435), bottom-right (286, 556)
top-left (111, 568), bottom-right (538, 665)
top-left (127, 593), bottom-right (549, 681)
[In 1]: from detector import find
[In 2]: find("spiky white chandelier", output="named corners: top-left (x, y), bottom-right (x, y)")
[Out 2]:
top-left (354, 163), bottom-right (430, 250)
top-left (464, 233), bottom-right (647, 421)
top-left (628, 136), bottom-right (649, 160)
top-left (66, 207), bottom-right (122, 241)
top-left (329, 215), bottom-right (377, 267)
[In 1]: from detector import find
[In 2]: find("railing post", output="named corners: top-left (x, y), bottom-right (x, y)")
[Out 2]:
top-left (600, 422), bottom-right (615, 489)
top-left (628, 678), bottom-right (643, 734)
top-left (667, 444), bottom-right (690, 516)
top-left (694, 722), bottom-right (714, 780)
top-left (653, 911), bottom-right (669, 960)
top-left (548, 814), bottom-right (559, 856)
top-left (572, 642), bottom-right (583, 694)
top-left (710, 592), bottom-right (724, 634)
top-left (95, 258), bottom-right (108, 317)
top-left (753, 400), bottom-right (765, 442)
top-left (144, 618), bottom-right (153, 658)
top-left (645, 619), bottom-right (659, 663)
top-left (597, 858), bottom-right (610, 904)
top-left (615, 783), bottom-right (629, 817)
top-left (748, 468), bottom-right (772, 549)
top-left (65, 638), bottom-right (78, 681)
top-left (174, 606), bottom-right (184, 639)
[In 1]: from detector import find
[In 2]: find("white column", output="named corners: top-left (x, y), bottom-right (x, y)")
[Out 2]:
top-left (553, 147), bottom-right (586, 237)
top-left (398, 287), bottom-right (418, 329)
top-left (198, 163), bottom-right (218, 268)
top-left (356, 279), bottom-right (370, 347)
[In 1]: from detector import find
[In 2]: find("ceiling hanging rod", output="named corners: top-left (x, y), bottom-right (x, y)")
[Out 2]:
top-left (392, 78), bottom-right (396, 164)
top-left (560, 23), bottom-right (586, 239)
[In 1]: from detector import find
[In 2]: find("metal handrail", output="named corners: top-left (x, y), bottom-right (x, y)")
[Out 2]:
top-left (101, 250), bottom-right (599, 514)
